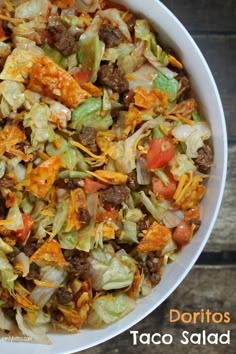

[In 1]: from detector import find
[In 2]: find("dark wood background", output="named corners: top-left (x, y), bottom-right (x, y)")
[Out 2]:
top-left (77, 1), bottom-right (236, 353)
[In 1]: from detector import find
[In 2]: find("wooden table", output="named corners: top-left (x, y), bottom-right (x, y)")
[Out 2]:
top-left (78, 1), bottom-right (236, 353)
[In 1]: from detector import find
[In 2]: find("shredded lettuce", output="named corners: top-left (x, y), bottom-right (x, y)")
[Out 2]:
top-left (58, 230), bottom-right (78, 250)
top-left (172, 122), bottom-right (211, 158)
top-left (15, 0), bottom-right (49, 20)
top-left (136, 156), bottom-right (151, 185)
top-left (0, 238), bottom-right (13, 254)
top-left (0, 81), bottom-right (25, 111)
top-left (122, 220), bottom-right (138, 244)
top-left (5, 204), bottom-right (24, 231)
top-left (171, 153), bottom-right (196, 180)
top-left (124, 207), bottom-right (143, 223)
top-left (76, 222), bottom-right (95, 252)
top-left (154, 72), bottom-right (179, 101)
top-left (0, 250), bottom-right (18, 295)
top-left (78, 34), bottom-right (104, 82)
top-left (88, 245), bottom-right (135, 291)
top-left (42, 43), bottom-right (67, 68)
top-left (71, 97), bottom-right (112, 131)
top-left (24, 103), bottom-right (55, 147)
top-left (0, 160), bottom-right (6, 178)
top-left (100, 8), bottom-right (131, 41)
top-left (74, 0), bottom-right (101, 13)
top-left (110, 119), bottom-right (158, 174)
top-left (0, 308), bottom-right (17, 332)
top-left (135, 19), bottom-right (151, 41)
top-left (0, 47), bottom-right (44, 83)
top-left (52, 198), bottom-right (69, 236)
top-left (30, 265), bottom-right (67, 308)
top-left (139, 191), bottom-right (169, 222)
top-left (88, 291), bottom-right (136, 328)
top-left (16, 307), bottom-right (51, 344)
top-left (127, 63), bottom-right (158, 91)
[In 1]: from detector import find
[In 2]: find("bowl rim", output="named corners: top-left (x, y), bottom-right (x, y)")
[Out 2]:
top-left (1, 1), bottom-right (228, 353)
top-left (70, 0), bottom-right (228, 350)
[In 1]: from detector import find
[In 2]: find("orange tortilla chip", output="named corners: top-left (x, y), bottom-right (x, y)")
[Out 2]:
top-left (0, 125), bottom-right (25, 156)
top-left (25, 156), bottom-right (62, 199)
top-left (30, 239), bottom-right (68, 266)
top-left (137, 221), bottom-right (170, 253)
top-left (28, 56), bottom-right (90, 108)
top-left (134, 87), bottom-right (169, 110)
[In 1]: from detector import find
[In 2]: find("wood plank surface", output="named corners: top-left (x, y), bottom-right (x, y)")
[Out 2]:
top-left (192, 35), bottom-right (236, 139)
top-left (161, 0), bottom-right (236, 33)
top-left (205, 143), bottom-right (236, 251)
top-left (79, 267), bottom-right (235, 354)
top-left (161, 1), bottom-right (236, 139)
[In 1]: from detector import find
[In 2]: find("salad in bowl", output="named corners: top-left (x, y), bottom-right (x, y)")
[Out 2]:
top-left (0, 0), bottom-right (224, 349)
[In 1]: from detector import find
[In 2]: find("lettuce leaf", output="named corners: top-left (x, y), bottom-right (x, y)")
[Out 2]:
top-left (110, 120), bottom-right (158, 174)
top-left (58, 230), bottom-right (78, 250)
top-left (24, 103), bottom-right (55, 147)
top-left (15, 0), bottom-right (49, 20)
top-left (0, 81), bottom-right (25, 111)
top-left (172, 122), bottom-right (211, 158)
top-left (78, 34), bottom-right (104, 82)
top-left (16, 307), bottom-right (51, 344)
top-left (122, 220), bottom-right (138, 244)
top-left (5, 204), bottom-right (24, 231)
top-left (29, 265), bottom-right (67, 308)
top-left (0, 250), bottom-right (18, 295)
top-left (171, 153), bottom-right (196, 180)
top-left (139, 191), bottom-right (169, 223)
top-left (88, 291), bottom-right (135, 328)
top-left (88, 245), bottom-right (135, 291)
top-left (71, 97), bottom-right (112, 131)
top-left (42, 43), bottom-right (67, 69)
top-left (52, 198), bottom-right (69, 236)
top-left (154, 72), bottom-right (179, 101)
top-left (134, 19), bottom-right (151, 41)
top-left (0, 307), bottom-right (17, 331)
top-left (74, 0), bottom-right (101, 13)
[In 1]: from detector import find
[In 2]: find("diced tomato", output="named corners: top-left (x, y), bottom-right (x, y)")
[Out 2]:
top-left (147, 138), bottom-right (175, 171)
top-left (84, 178), bottom-right (108, 194)
top-left (152, 173), bottom-right (177, 200)
top-left (172, 220), bottom-right (192, 247)
top-left (14, 214), bottom-right (34, 244)
top-left (0, 26), bottom-right (6, 38)
top-left (73, 70), bottom-right (92, 85)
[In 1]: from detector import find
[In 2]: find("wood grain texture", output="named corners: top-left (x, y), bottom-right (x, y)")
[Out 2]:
top-left (78, 267), bottom-right (235, 354)
top-left (205, 143), bottom-right (236, 251)
top-left (161, 0), bottom-right (236, 33)
top-left (161, 0), bottom-right (236, 139)
top-left (192, 35), bottom-right (236, 139)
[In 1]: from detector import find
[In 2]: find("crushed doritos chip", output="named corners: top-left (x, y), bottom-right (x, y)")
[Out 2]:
top-left (30, 239), bottom-right (68, 266)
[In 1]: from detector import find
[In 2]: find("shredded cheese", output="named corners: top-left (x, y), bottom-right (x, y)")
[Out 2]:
top-left (0, 219), bottom-right (14, 225)
top-left (33, 279), bottom-right (56, 288)
top-left (70, 140), bottom-right (105, 160)
top-left (173, 173), bottom-right (188, 200)
top-left (174, 172), bottom-right (193, 204)
top-left (0, 14), bottom-right (25, 23)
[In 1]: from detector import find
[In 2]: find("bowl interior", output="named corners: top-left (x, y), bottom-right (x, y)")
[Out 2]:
top-left (1, 1), bottom-right (227, 353)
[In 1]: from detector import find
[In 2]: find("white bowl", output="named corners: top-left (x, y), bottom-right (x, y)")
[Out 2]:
top-left (2, 1), bottom-right (227, 353)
